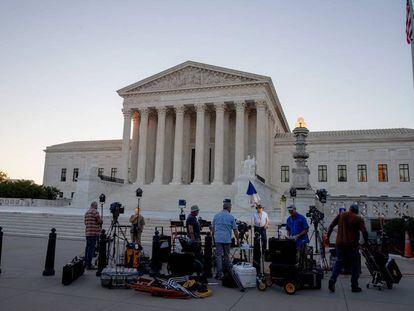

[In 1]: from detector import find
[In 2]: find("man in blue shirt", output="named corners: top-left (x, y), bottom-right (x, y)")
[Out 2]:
top-left (212, 199), bottom-right (239, 280)
top-left (286, 205), bottom-right (310, 247)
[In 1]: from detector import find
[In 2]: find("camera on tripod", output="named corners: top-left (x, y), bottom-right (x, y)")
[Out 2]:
top-left (306, 205), bottom-right (324, 223)
top-left (236, 220), bottom-right (252, 242)
top-left (109, 202), bottom-right (124, 218)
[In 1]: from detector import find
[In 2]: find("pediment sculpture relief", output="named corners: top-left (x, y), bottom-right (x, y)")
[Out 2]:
top-left (127, 66), bottom-right (259, 93)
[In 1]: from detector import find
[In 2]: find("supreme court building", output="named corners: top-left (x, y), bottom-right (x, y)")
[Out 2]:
top-left (43, 61), bottom-right (414, 214)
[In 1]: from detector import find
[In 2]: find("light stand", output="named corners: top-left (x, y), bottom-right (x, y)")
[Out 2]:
top-left (178, 199), bottom-right (186, 221)
top-left (99, 193), bottom-right (106, 224)
top-left (136, 188), bottom-right (143, 209)
top-left (290, 187), bottom-right (296, 205)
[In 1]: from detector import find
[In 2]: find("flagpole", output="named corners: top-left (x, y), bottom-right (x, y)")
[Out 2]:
top-left (410, 0), bottom-right (414, 87)
top-left (411, 0), bottom-right (414, 89)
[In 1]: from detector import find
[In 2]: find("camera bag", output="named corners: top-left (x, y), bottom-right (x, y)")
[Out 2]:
top-left (62, 256), bottom-right (85, 286)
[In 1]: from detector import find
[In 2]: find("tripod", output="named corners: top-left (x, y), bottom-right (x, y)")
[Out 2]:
top-left (308, 217), bottom-right (329, 271)
top-left (106, 214), bottom-right (129, 267)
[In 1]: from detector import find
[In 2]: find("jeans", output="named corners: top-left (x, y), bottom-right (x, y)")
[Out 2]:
top-left (215, 243), bottom-right (231, 275)
top-left (85, 236), bottom-right (98, 268)
top-left (330, 246), bottom-right (360, 287)
top-left (254, 226), bottom-right (267, 252)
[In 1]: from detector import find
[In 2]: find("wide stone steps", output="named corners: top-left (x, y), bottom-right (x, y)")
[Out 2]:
top-left (0, 211), bottom-right (280, 245)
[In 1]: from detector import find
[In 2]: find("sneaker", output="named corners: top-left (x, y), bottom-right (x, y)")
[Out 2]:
top-left (328, 279), bottom-right (335, 293)
top-left (351, 286), bottom-right (362, 293)
top-left (86, 265), bottom-right (98, 270)
top-left (214, 274), bottom-right (223, 281)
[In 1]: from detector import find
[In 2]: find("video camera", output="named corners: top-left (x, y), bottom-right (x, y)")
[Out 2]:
top-left (306, 205), bottom-right (324, 224)
top-left (198, 217), bottom-right (211, 228)
top-left (109, 202), bottom-right (124, 218)
top-left (236, 220), bottom-right (252, 235)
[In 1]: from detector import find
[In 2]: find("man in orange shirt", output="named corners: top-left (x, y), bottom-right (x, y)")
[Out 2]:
top-left (327, 203), bottom-right (368, 293)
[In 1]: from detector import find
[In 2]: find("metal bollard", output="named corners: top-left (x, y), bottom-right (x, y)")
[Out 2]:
top-left (0, 227), bottom-right (3, 274)
top-left (150, 229), bottom-right (161, 275)
top-left (203, 232), bottom-right (213, 278)
top-left (96, 229), bottom-right (107, 277)
top-left (42, 228), bottom-right (57, 276)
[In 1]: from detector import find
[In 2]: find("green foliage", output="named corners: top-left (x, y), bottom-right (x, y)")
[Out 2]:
top-left (383, 217), bottom-right (414, 254)
top-left (0, 171), bottom-right (8, 182)
top-left (0, 180), bottom-right (60, 200)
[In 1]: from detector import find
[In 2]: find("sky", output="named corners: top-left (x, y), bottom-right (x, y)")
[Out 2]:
top-left (0, 0), bottom-right (413, 184)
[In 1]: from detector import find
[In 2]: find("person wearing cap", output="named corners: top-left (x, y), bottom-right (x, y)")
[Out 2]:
top-left (286, 205), bottom-right (310, 247)
top-left (327, 203), bottom-right (368, 293)
top-left (212, 199), bottom-right (240, 280)
top-left (186, 205), bottom-right (201, 242)
top-left (252, 204), bottom-right (269, 251)
top-left (129, 207), bottom-right (145, 244)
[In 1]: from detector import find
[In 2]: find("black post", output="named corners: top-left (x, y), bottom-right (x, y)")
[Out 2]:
top-left (43, 228), bottom-right (57, 276)
top-left (96, 229), bottom-right (107, 277)
top-left (203, 232), bottom-right (213, 278)
top-left (150, 229), bottom-right (161, 275)
top-left (0, 226), bottom-right (3, 274)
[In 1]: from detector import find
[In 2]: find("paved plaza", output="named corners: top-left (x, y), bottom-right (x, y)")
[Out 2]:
top-left (0, 235), bottom-right (413, 311)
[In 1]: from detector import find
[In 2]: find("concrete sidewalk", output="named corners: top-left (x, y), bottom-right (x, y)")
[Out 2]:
top-left (0, 235), bottom-right (413, 311)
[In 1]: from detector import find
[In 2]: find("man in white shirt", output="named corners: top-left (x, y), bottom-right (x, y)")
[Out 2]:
top-left (252, 204), bottom-right (269, 252)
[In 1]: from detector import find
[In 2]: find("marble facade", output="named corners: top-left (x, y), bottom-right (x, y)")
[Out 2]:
top-left (42, 61), bottom-right (414, 215)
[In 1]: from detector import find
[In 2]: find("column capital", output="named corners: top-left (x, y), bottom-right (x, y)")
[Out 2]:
top-left (174, 105), bottom-right (186, 114)
top-left (256, 100), bottom-right (267, 110)
top-left (194, 103), bottom-right (206, 113)
top-left (234, 101), bottom-right (246, 111)
top-left (156, 106), bottom-right (167, 115)
top-left (138, 107), bottom-right (149, 116)
top-left (122, 109), bottom-right (132, 118)
top-left (214, 102), bottom-right (226, 112)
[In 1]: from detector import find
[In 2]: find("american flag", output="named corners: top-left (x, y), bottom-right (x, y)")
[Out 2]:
top-left (407, 0), bottom-right (413, 44)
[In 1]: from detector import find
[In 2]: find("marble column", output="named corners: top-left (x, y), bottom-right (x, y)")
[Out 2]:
top-left (121, 109), bottom-right (132, 183)
top-left (130, 111), bottom-right (140, 182)
top-left (153, 107), bottom-right (167, 184)
top-left (234, 101), bottom-right (246, 178)
top-left (192, 104), bottom-right (205, 184)
top-left (256, 100), bottom-right (267, 181)
top-left (136, 108), bottom-right (149, 184)
top-left (212, 103), bottom-right (225, 184)
top-left (171, 105), bottom-right (185, 184)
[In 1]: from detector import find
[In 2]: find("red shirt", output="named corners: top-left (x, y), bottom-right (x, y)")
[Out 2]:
top-left (84, 207), bottom-right (102, 236)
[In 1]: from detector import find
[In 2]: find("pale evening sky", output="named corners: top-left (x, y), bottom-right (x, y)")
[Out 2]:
top-left (0, 0), bottom-right (413, 184)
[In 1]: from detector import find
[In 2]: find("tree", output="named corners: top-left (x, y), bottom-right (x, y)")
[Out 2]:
top-left (0, 171), bottom-right (8, 182)
top-left (0, 179), bottom-right (61, 200)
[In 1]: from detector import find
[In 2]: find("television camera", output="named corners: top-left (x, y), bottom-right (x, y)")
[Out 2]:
top-left (236, 220), bottom-right (252, 243)
top-left (306, 205), bottom-right (324, 224)
top-left (109, 202), bottom-right (124, 219)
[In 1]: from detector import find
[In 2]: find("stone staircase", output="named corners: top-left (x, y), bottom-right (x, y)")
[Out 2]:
top-left (0, 210), bottom-right (281, 246)
top-left (0, 212), bottom-right (169, 246)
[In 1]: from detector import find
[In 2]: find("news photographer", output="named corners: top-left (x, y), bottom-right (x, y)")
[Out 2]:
top-left (252, 204), bottom-right (269, 252)
top-left (326, 203), bottom-right (368, 293)
top-left (186, 205), bottom-right (201, 242)
top-left (286, 205), bottom-right (310, 247)
top-left (212, 198), bottom-right (239, 280)
top-left (84, 201), bottom-right (103, 270)
top-left (129, 207), bottom-right (145, 244)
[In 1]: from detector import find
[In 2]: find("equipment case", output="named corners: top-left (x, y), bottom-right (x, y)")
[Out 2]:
top-left (232, 263), bottom-right (257, 288)
top-left (100, 267), bottom-right (140, 288)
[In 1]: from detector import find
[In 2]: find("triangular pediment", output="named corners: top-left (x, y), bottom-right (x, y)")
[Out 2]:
top-left (118, 61), bottom-right (269, 95)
